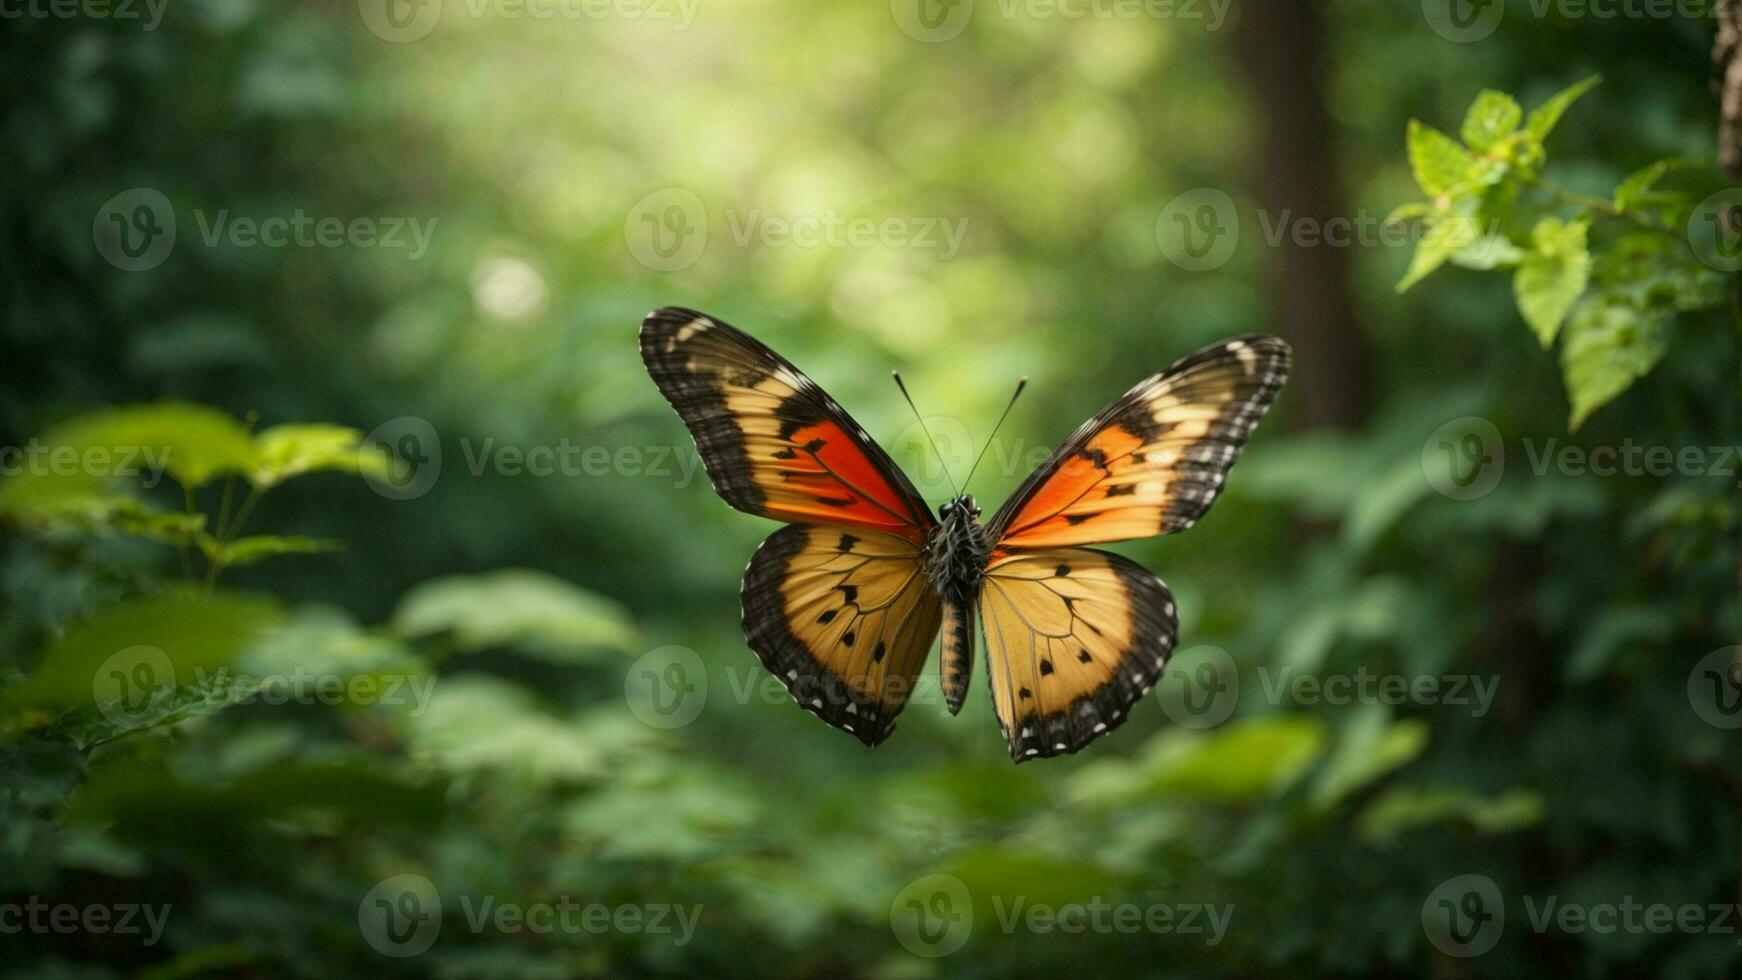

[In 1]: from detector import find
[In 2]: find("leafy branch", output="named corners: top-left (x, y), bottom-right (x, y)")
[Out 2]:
top-left (1392, 77), bottom-right (1730, 428)
top-left (0, 404), bottom-right (386, 587)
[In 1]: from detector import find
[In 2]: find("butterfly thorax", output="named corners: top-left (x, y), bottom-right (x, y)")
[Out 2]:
top-left (926, 494), bottom-right (991, 602)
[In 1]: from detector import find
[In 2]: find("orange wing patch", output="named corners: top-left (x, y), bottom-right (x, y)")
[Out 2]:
top-left (741, 524), bottom-right (943, 745)
top-left (642, 308), bottom-right (933, 542)
top-left (990, 334), bottom-right (1289, 550)
top-left (978, 547), bottom-right (1176, 761)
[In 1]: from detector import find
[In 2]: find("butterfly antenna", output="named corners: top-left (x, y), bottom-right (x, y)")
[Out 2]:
top-left (962, 376), bottom-right (1028, 492)
top-left (891, 370), bottom-right (960, 496)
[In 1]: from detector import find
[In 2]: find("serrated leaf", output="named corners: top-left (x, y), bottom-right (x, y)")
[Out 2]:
top-left (1406, 120), bottom-right (1479, 197)
top-left (38, 402), bottom-right (256, 490)
top-left (1312, 709), bottom-right (1430, 810)
top-left (1560, 295), bottom-right (1668, 429)
top-left (1396, 212), bottom-right (1485, 292)
top-left (1525, 75), bottom-right (1600, 143)
top-left (1460, 90), bottom-right (1523, 152)
top-left (6, 591), bottom-right (285, 713)
top-left (1513, 216), bottom-right (1590, 345)
top-left (392, 568), bottom-right (641, 660)
top-left (1613, 160), bottom-right (1670, 213)
top-left (1449, 233), bottom-right (1525, 270)
top-left (249, 424), bottom-right (384, 488)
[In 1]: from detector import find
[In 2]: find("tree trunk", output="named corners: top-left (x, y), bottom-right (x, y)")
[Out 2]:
top-left (1228, 0), bottom-right (1372, 430)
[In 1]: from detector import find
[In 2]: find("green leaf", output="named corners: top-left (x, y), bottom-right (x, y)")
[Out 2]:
top-left (1385, 202), bottom-right (1434, 223)
top-left (0, 482), bottom-right (205, 544)
top-left (1566, 605), bottom-right (1675, 682)
top-left (1560, 295), bottom-right (1668, 429)
top-left (1312, 709), bottom-right (1429, 810)
top-left (412, 675), bottom-right (610, 783)
top-left (67, 760), bottom-right (448, 843)
top-left (1406, 120), bottom-right (1478, 197)
top-left (202, 534), bottom-right (342, 568)
top-left (567, 762), bottom-right (761, 859)
top-left (392, 568), bottom-right (641, 660)
top-left (249, 423), bottom-right (385, 488)
top-left (1357, 785), bottom-right (1543, 845)
top-left (1449, 233), bottom-right (1525, 271)
top-left (1613, 160), bottom-right (1671, 213)
top-left (1145, 715), bottom-right (1328, 803)
top-left (1396, 212), bottom-right (1485, 292)
top-left (1513, 216), bottom-right (1590, 346)
top-left (6, 591), bottom-right (285, 714)
top-left (38, 402), bottom-right (256, 489)
top-left (1525, 75), bottom-right (1600, 143)
top-left (1460, 90), bottom-right (1523, 152)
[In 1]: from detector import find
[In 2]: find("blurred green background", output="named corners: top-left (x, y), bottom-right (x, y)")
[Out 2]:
top-left (4, 0), bottom-right (1742, 976)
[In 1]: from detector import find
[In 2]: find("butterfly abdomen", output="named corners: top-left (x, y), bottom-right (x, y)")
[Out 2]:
top-left (927, 495), bottom-right (990, 715)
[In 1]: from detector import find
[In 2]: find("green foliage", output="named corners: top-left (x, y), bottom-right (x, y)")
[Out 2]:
top-left (392, 569), bottom-right (642, 661)
top-left (2, 8), bottom-right (1738, 980)
top-left (0, 405), bottom-right (382, 586)
top-left (1395, 76), bottom-right (1729, 428)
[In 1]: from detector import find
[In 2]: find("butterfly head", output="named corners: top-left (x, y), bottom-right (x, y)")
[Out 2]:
top-left (939, 494), bottom-right (981, 523)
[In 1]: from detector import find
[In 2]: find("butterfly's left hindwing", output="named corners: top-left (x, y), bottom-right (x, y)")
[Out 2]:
top-left (978, 548), bottom-right (1177, 761)
top-left (742, 524), bottom-right (943, 745)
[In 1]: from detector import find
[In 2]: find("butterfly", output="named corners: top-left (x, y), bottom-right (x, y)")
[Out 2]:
top-left (640, 307), bottom-right (1289, 761)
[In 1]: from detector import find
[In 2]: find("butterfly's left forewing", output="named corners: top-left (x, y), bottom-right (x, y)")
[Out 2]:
top-left (979, 334), bottom-right (1290, 761)
top-left (641, 308), bottom-right (942, 745)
